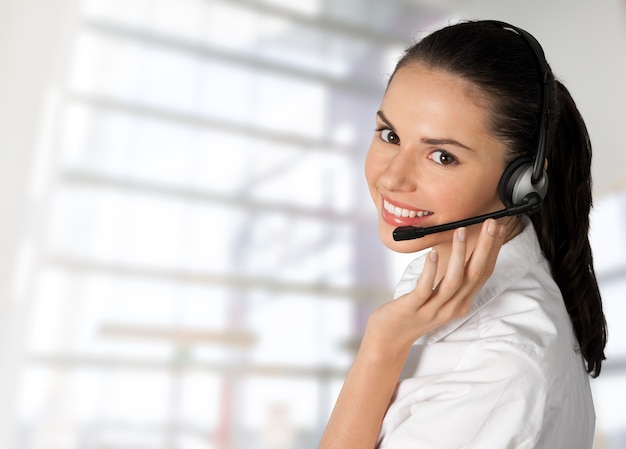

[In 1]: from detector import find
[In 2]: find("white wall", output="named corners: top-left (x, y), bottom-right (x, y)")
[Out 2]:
top-left (0, 0), bottom-right (77, 312)
top-left (0, 0), bottom-right (79, 446)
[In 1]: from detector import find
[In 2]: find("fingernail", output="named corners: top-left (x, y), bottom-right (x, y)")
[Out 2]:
top-left (457, 227), bottom-right (466, 242)
top-left (429, 249), bottom-right (438, 262)
top-left (487, 220), bottom-right (497, 236)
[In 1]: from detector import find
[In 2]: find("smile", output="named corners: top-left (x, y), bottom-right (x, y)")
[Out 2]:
top-left (383, 199), bottom-right (434, 218)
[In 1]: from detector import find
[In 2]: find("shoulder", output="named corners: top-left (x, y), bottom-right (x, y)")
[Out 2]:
top-left (380, 338), bottom-right (550, 448)
top-left (461, 337), bottom-right (549, 386)
top-left (476, 260), bottom-right (577, 361)
top-left (423, 218), bottom-right (564, 344)
top-left (421, 259), bottom-right (579, 389)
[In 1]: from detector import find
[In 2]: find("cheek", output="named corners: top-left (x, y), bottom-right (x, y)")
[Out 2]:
top-left (442, 173), bottom-right (503, 217)
top-left (364, 149), bottom-right (382, 197)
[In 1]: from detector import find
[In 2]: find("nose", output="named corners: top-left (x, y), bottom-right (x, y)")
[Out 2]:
top-left (378, 148), bottom-right (418, 193)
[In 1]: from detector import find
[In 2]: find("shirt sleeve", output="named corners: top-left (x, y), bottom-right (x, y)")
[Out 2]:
top-left (377, 339), bottom-right (549, 449)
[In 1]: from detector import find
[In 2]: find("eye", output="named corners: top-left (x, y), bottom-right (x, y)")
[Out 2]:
top-left (430, 150), bottom-right (458, 166)
top-left (379, 128), bottom-right (400, 144)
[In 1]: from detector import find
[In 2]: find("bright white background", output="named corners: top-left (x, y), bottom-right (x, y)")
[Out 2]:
top-left (0, 1), bottom-right (625, 448)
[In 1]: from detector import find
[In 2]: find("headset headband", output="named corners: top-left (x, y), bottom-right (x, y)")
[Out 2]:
top-left (484, 20), bottom-right (553, 185)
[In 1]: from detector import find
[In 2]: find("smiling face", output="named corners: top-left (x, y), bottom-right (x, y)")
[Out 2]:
top-left (365, 63), bottom-right (508, 255)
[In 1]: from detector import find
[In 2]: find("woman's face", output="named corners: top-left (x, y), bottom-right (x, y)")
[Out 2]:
top-left (365, 63), bottom-right (508, 255)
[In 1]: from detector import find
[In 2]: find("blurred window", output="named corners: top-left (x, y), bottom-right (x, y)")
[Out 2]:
top-left (17, 1), bottom-right (438, 448)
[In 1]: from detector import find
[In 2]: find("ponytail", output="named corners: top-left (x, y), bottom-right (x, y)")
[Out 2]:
top-left (530, 82), bottom-right (607, 377)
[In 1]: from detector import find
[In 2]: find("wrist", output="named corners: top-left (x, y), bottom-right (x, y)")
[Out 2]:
top-left (357, 330), bottom-right (413, 370)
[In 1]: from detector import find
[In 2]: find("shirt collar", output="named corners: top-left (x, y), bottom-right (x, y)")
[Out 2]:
top-left (393, 217), bottom-right (544, 344)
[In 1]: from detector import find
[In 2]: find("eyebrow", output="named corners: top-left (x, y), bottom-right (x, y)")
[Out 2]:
top-left (376, 110), bottom-right (475, 151)
top-left (376, 110), bottom-right (395, 131)
top-left (422, 138), bottom-right (474, 151)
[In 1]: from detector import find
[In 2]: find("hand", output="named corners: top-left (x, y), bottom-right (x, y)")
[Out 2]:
top-left (362, 219), bottom-right (506, 361)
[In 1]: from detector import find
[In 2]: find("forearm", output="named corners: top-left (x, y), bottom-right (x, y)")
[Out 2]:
top-left (317, 335), bottom-right (410, 449)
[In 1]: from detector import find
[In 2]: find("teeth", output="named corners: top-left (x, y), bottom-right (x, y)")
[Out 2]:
top-left (384, 199), bottom-right (433, 219)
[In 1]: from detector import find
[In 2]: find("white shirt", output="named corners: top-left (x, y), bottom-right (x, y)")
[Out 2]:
top-left (377, 219), bottom-right (595, 449)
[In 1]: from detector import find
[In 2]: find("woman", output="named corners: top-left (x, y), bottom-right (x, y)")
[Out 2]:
top-left (318, 20), bottom-right (607, 448)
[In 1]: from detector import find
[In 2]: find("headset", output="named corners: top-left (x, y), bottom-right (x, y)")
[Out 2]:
top-left (393, 20), bottom-right (553, 241)
top-left (493, 20), bottom-right (551, 209)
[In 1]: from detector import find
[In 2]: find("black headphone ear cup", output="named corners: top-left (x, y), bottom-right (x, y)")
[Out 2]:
top-left (498, 157), bottom-right (535, 207)
top-left (498, 157), bottom-right (549, 208)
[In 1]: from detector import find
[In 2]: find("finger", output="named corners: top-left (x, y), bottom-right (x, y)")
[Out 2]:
top-left (435, 227), bottom-right (467, 298)
top-left (413, 249), bottom-right (439, 300)
top-left (434, 220), bottom-right (504, 319)
top-left (446, 219), bottom-right (505, 313)
top-left (464, 219), bottom-right (505, 285)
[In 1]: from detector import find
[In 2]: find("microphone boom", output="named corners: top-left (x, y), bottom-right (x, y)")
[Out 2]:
top-left (392, 194), bottom-right (541, 241)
